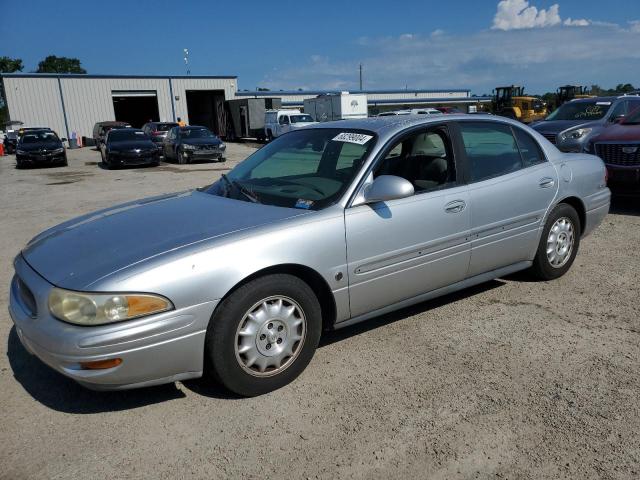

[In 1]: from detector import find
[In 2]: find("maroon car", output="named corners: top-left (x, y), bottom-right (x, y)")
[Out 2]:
top-left (589, 107), bottom-right (640, 194)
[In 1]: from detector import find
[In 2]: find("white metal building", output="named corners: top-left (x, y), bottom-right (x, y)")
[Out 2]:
top-left (236, 89), bottom-right (491, 114)
top-left (1, 73), bottom-right (238, 141)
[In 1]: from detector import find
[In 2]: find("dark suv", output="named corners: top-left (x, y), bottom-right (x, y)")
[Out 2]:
top-left (587, 105), bottom-right (640, 195)
top-left (92, 121), bottom-right (132, 148)
top-left (141, 122), bottom-right (179, 152)
top-left (532, 96), bottom-right (640, 152)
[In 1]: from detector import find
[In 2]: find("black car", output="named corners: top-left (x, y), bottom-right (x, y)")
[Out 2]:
top-left (15, 129), bottom-right (67, 168)
top-left (3, 130), bottom-right (18, 154)
top-left (162, 125), bottom-right (226, 164)
top-left (92, 121), bottom-right (132, 148)
top-left (141, 122), bottom-right (179, 152)
top-left (100, 129), bottom-right (160, 169)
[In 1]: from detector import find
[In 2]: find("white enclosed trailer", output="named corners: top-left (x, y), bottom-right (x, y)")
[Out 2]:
top-left (303, 92), bottom-right (368, 122)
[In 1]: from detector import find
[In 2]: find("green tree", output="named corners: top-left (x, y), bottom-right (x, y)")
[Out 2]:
top-left (0, 56), bottom-right (24, 125)
top-left (36, 55), bottom-right (86, 74)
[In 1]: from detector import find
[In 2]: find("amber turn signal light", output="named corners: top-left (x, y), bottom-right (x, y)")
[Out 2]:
top-left (79, 358), bottom-right (123, 370)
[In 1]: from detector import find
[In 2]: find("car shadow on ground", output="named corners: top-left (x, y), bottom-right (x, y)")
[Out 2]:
top-left (6, 327), bottom-right (186, 414)
top-left (319, 279), bottom-right (505, 348)
top-left (7, 280), bottom-right (506, 409)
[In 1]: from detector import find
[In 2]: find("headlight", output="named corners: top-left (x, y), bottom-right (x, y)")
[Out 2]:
top-left (48, 288), bottom-right (173, 326)
top-left (52, 147), bottom-right (64, 154)
top-left (560, 128), bottom-right (592, 141)
top-left (182, 144), bottom-right (196, 150)
top-left (218, 143), bottom-right (226, 151)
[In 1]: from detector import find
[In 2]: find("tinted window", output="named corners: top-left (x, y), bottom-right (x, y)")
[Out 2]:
top-left (156, 122), bottom-right (179, 131)
top-left (290, 115), bottom-right (313, 123)
top-left (545, 101), bottom-right (610, 121)
top-left (513, 128), bottom-right (545, 167)
top-left (375, 127), bottom-right (455, 193)
top-left (181, 128), bottom-right (215, 138)
top-left (108, 130), bottom-right (149, 142)
top-left (20, 131), bottom-right (60, 144)
top-left (459, 122), bottom-right (522, 182)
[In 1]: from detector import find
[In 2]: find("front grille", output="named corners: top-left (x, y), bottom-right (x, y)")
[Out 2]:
top-left (542, 133), bottom-right (557, 144)
top-left (595, 143), bottom-right (640, 166)
top-left (17, 276), bottom-right (37, 317)
top-left (195, 144), bottom-right (218, 151)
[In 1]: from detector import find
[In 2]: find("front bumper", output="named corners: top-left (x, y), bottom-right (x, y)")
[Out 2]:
top-left (16, 151), bottom-right (66, 165)
top-left (9, 254), bottom-right (217, 390)
top-left (108, 151), bottom-right (159, 166)
top-left (605, 164), bottom-right (640, 195)
top-left (183, 149), bottom-right (225, 162)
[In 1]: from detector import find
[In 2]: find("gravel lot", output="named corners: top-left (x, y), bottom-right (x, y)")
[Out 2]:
top-left (1, 145), bottom-right (639, 479)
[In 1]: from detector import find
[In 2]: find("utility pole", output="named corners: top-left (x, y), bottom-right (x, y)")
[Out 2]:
top-left (359, 63), bottom-right (363, 91)
top-left (183, 48), bottom-right (190, 76)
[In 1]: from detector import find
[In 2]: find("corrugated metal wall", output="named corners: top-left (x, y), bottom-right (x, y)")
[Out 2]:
top-left (3, 75), bottom-right (237, 140)
top-left (4, 76), bottom-right (68, 137)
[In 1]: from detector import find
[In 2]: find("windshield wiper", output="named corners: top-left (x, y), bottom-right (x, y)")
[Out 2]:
top-left (220, 174), bottom-right (261, 204)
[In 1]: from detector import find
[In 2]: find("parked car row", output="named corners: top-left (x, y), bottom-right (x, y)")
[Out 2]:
top-left (531, 94), bottom-right (640, 194)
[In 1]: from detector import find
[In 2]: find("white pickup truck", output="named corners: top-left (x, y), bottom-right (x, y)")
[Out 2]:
top-left (264, 110), bottom-right (316, 140)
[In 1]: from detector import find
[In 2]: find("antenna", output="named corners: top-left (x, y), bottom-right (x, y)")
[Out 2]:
top-left (183, 48), bottom-right (190, 75)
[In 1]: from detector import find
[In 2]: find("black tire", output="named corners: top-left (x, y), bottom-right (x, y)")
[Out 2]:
top-left (530, 203), bottom-right (581, 280)
top-left (205, 274), bottom-right (322, 396)
top-left (177, 150), bottom-right (187, 165)
top-left (61, 158), bottom-right (68, 167)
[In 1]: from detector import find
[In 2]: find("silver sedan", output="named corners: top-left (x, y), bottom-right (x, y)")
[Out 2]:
top-left (9, 115), bottom-right (610, 396)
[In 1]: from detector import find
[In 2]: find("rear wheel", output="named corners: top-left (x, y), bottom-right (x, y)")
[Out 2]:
top-left (530, 203), bottom-right (580, 280)
top-left (205, 274), bottom-right (322, 396)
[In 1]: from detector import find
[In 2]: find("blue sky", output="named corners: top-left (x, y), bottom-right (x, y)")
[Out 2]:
top-left (1, 0), bottom-right (637, 94)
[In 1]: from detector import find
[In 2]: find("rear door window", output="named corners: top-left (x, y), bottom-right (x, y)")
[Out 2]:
top-left (459, 122), bottom-right (523, 182)
top-left (513, 127), bottom-right (546, 167)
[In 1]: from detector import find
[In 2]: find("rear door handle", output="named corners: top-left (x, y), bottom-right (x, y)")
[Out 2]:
top-left (539, 177), bottom-right (555, 188)
top-left (445, 200), bottom-right (466, 214)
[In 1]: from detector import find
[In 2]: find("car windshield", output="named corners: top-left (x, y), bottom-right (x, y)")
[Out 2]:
top-left (109, 130), bottom-right (149, 142)
top-left (290, 115), bottom-right (313, 123)
top-left (545, 101), bottom-right (610, 121)
top-left (155, 123), bottom-right (178, 131)
top-left (205, 128), bottom-right (376, 210)
top-left (182, 128), bottom-right (215, 138)
top-left (623, 107), bottom-right (640, 125)
top-left (20, 131), bottom-right (59, 143)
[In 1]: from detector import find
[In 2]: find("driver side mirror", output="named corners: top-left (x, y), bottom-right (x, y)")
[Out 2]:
top-left (364, 175), bottom-right (415, 204)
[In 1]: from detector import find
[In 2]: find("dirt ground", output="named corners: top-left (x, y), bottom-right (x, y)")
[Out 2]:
top-left (1, 145), bottom-right (639, 480)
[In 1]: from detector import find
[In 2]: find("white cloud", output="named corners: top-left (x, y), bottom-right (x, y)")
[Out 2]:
top-left (564, 18), bottom-right (591, 27)
top-left (492, 0), bottom-right (561, 30)
top-left (259, 23), bottom-right (640, 94)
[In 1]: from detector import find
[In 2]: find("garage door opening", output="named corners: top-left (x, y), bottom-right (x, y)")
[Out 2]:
top-left (112, 91), bottom-right (160, 128)
top-left (186, 90), bottom-right (227, 137)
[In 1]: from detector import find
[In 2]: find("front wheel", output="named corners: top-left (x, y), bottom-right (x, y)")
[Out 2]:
top-left (205, 274), bottom-right (322, 396)
top-left (177, 150), bottom-right (187, 164)
top-left (530, 203), bottom-right (581, 280)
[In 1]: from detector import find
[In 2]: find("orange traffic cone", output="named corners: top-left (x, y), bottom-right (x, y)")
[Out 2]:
top-left (0, 143), bottom-right (5, 156)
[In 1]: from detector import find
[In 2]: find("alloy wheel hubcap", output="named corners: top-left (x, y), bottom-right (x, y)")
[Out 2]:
top-left (235, 296), bottom-right (306, 377)
top-left (546, 217), bottom-right (574, 268)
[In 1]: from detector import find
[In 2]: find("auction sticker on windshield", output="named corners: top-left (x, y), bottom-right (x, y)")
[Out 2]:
top-left (332, 132), bottom-right (373, 145)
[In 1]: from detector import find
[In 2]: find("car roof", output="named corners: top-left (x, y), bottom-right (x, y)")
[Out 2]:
top-left (306, 114), bottom-right (494, 134)
top-left (568, 96), bottom-right (619, 103)
top-left (180, 125), bottom-right (209, 130)
top-left (147, 121), bottom-right (178, 125)
top-left (98, 121), bottom-right (130, 126)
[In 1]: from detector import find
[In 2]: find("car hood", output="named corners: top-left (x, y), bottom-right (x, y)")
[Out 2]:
top-left (109, 140), bottom-right (156, 151)
top-left (592, 123), bottom-right (640, 142)
top-left (182, 138), bottom-right (222, 146)
top-left (532, 119), bottom-right (601, 133)
top-left (22, 191), bottom-right (308, 289)
top-left (18, 141), bottom-right (63, 151)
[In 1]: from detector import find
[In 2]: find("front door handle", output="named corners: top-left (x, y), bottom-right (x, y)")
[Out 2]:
top-left (445, 200), bottom-right (466, 214)
top-left (539, 177), bottom-right (555, 188)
